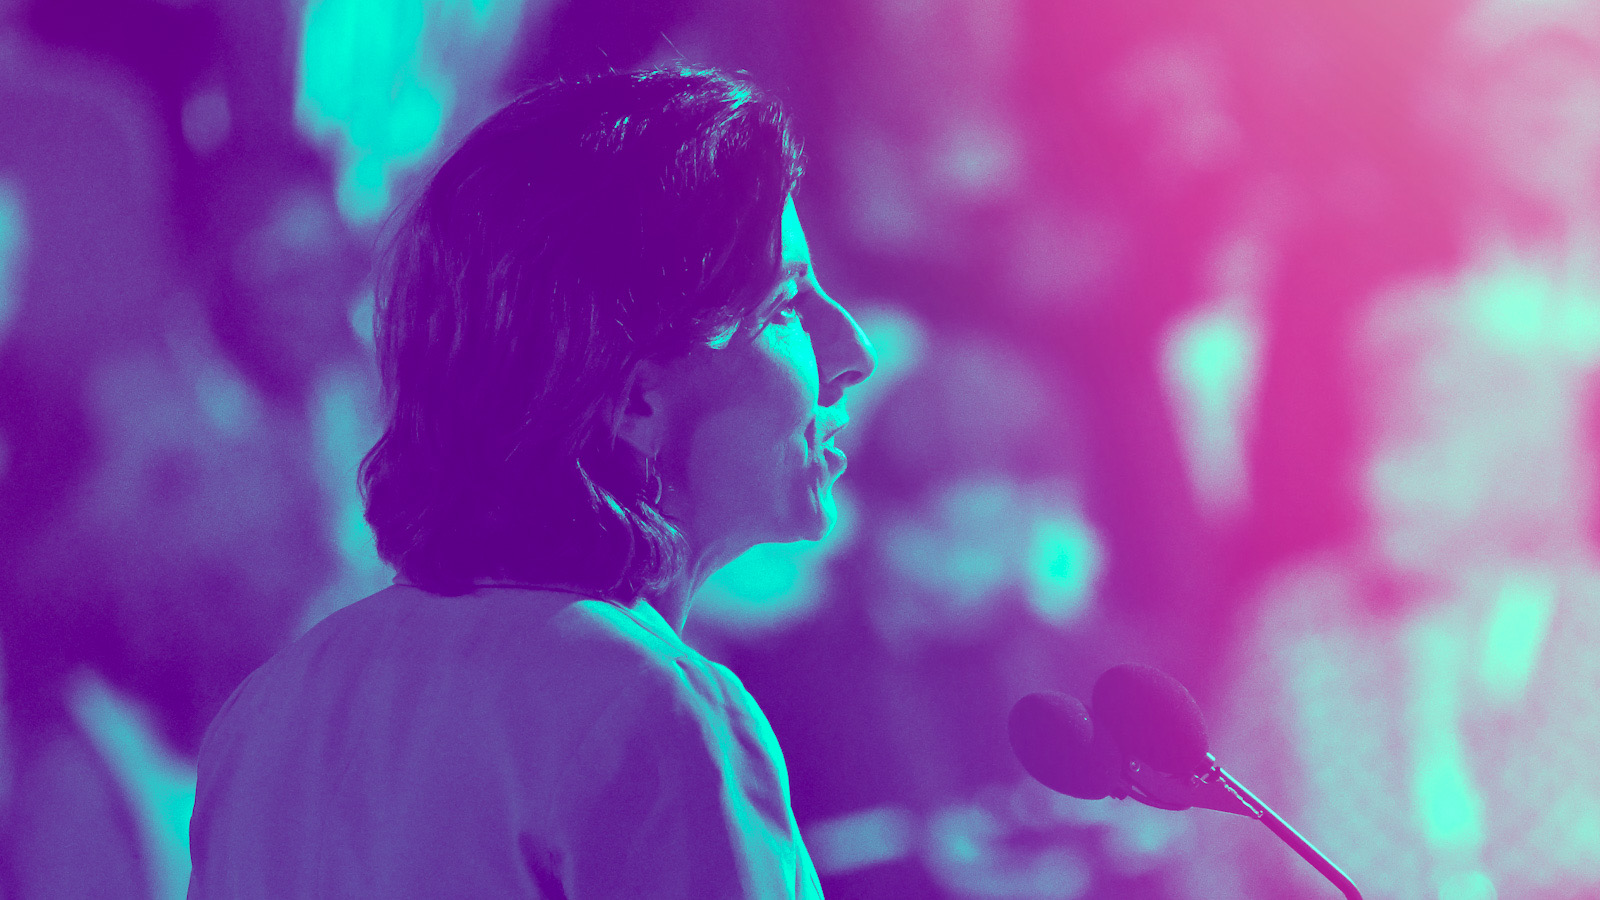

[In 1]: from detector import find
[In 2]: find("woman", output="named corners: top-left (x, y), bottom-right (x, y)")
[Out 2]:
top-left (187, 68), bottom-right (875, 899)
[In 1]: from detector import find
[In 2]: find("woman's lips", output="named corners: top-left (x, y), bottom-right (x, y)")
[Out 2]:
top-left (822, 442), bottom-right (847, 474)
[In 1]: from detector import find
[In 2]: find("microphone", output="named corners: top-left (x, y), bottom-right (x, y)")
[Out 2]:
top-left (1006, 691), bottom-right (1117, 800)
top-left (1090, 663), bottom-right (1208, 776)
top-left (1008, 664), bottom-right (1365, 900)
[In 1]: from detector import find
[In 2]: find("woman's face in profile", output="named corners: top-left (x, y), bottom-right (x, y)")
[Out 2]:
top-left (647, 197), bottom-right (876, 560)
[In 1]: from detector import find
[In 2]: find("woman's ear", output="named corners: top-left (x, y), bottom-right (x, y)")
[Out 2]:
top-left (613, 358), bottom-right (669, 459)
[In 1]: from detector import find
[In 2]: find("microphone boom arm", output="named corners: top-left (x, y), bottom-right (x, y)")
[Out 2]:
top-left (1123, 753), bottom-right (1364, 900)
top-left (1210, 761), bottom-right (1363, 900)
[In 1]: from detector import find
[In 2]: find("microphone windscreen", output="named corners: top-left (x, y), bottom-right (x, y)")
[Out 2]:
top-left (1091, 664), bottom-right (1209, 776)
top-left (1008, 692), bottom-right (1113, 799)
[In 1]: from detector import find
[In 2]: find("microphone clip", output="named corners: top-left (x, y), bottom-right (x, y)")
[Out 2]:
top-left (1115, 753), bottom-right (1260, 817)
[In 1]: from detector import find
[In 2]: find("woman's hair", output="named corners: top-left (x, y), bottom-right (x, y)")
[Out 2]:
top-left (360, 68), bottom-right (804, 598)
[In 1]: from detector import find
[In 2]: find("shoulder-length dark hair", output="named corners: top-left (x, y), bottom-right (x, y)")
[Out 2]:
top-left (360, 68), bottom-right (804, 598)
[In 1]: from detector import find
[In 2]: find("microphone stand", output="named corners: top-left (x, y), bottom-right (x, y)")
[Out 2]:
top-left (1119, 753), bottom-right (1364, 900)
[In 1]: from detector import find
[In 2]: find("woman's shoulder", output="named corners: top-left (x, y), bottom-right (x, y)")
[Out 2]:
top-left (204, 584), bottom-right (699, 758)
top-left (295, 583), bottom-right (688, 675)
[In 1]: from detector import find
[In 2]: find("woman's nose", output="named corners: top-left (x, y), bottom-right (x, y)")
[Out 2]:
top-left (817, 298), bottom-right (877, 399)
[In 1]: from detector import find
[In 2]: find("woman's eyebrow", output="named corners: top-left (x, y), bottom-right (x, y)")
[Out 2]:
top-left (781, 261), bottom-right (811, 282)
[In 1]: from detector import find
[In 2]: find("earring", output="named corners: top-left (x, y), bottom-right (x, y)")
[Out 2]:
top-left (640, 453), bottom-right (664, 506)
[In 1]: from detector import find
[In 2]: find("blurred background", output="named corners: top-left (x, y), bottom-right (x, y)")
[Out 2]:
top-left (2, 0), bottom-right (1599, 897)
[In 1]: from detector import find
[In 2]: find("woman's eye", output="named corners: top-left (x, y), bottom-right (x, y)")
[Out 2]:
top-left (767, 289), bottom-right (802, 324)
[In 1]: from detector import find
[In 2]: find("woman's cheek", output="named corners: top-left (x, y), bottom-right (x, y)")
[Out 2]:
top-left (758, 319), bottom-right (822, 411)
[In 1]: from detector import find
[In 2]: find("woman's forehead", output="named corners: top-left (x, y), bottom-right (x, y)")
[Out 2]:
top-left (779, 196), bottom-right (812, 272)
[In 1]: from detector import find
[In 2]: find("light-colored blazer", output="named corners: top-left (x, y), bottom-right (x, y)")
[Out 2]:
top-left (187, 583), bottom-right (822, 899)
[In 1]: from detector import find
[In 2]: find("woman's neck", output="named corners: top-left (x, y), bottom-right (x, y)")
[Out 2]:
top-left (650, 533), bottom-right (749, 633)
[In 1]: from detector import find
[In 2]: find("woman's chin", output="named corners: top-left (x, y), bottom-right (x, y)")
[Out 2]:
top-left (766, 483), bottom-right (836, 544)
top-left (802, 482), bottom-right (839, 541)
